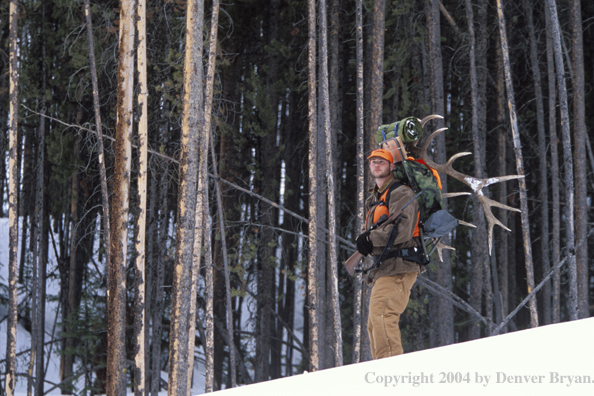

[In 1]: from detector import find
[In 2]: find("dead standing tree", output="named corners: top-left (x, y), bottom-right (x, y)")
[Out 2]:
top-left (569, 0), bottom-right (589, 319)
top-left (319, 0), bottom-right (343, 367)
top-left (190, 0), bottom-right (219, 390)
top-left (134, 0), bottom-right (149, 392)
top-left (6, 0), bottom-right (20, 395)
top-left (545, 0), bottom-right (578, 320)
top-left (306, 0), bottom-right (319, 373)
top-left (522, 0), bottom-right (551, 324)
top-left (495, 0), bottom-right (538, 328)
top-left (351, 0), bottom-right (365, 364)
top-left (107, 0), bottom-right (136, 394)
top-left (544, 3), bottom-right (562, 324)
top-left (84, 0), bottom-right (111, 268)
top-left (167, 0), bottom-right (204, 391)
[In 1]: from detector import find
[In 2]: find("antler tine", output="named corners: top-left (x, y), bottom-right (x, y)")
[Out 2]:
top-left (436, 241), bottom-right (455, 262)
top-left (443, 192), bottom-right (472, 199)
top-left (457, 219), bottom-right (477, 228)
top-left (420, 114), bottom-right (444, 128)
top-left (418, 118), bottom-right (524, 255)
top-left (477, 190), bottom-right (519, 255)
top-left (482, 175), bottom-right (525, 188)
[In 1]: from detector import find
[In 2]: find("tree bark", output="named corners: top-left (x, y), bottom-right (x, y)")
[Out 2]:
top-left (465, 0), bottom-right (492, 336)
top-left (544, 3), bottom-right (561, 324)
top-left (495, 40), bottom-right (510, 331)
top-left (319, 0), bottom-right (343, 367)
top-left (546, 0), bottom-right (578, 320)
top-left (6, 1), bottom-right (19, 395)
top-left (426, 0), bottom-right (453, 344)
top-left (63, 133), bottom-right (82, 392)
top-left (134, 0), bottom-right (148, 392)
top-left (204, 199), bottom-right (215, 393)
top-left (150, 163), bottom-right (170, 396)
top-left (352, 0), bottom-right (365, 364)
top-left (370, 0), bottom-right (385, 136)
top-left (523, 0), bottom-right (551, 325)
top-left (569, 0), bottom-right (589, 319)
top-left (107, 0), bottom-right (135, 394)
top-left (167, 0), bottom-right (204, 391)
top-left (306, 0), bottom-right (319, 372)
top-left (84, 0), bottom-right (110, 269)
top-left (496, 0), bottom-right (538, 328)
top-left (209, 130), bottom-right (236, 387)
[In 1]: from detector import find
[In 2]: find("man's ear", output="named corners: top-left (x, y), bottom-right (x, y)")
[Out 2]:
top-left (390, 163), bottom-right (395, 171)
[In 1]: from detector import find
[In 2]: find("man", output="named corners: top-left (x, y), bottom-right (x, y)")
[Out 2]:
top-left (356, 148), bottom-right (422, 359)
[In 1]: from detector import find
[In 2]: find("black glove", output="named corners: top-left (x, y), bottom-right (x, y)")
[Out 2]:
top-left (356, 230), bottom-right (373, 256)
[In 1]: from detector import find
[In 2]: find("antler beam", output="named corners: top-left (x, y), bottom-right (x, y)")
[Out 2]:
top-left (418, 117), bottom-right (524, 254)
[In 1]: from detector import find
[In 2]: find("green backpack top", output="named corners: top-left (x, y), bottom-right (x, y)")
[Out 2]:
top-left (374, 116), bottom-right (424, 146)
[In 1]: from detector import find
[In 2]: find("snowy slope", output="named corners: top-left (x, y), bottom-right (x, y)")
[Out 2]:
top-left (212, 317), bottom-right (594, 396)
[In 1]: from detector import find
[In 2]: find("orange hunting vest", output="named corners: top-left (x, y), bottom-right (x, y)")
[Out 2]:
top-left (366, 181), bottom-right (421, 237)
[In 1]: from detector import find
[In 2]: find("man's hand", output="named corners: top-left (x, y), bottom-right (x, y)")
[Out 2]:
top-left (356, 230), bottom-right (373, 256)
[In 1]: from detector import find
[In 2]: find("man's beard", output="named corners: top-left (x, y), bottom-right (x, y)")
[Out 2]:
top-left (371, 167), bottom-right (392, 179)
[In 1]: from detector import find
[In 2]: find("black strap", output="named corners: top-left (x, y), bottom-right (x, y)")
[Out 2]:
top-left (356, 245), bottom-right (427, 274)
top-left (383, 246), bottom-right (429, 266)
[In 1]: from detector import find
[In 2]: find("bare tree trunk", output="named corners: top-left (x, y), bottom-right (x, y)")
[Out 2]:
top-left (546, 0), bottom-right (578, 320)
top-left (6, 4), bottom-right (19, 392)
top-left (545, 4), bottom-right (561, 324)
top-left (318, 0), bottom-right (343, 367)
top-left (370, 0), bottom-right (385, 136)
top-left (352, 0), bottom-right (365, 364)
top-left (150, 164), bottom-right (169, 396)
top-left (84, 0), bottom-right (110, 268)
top-left (204, 199), bottom-right (215, 393)
top-left (569, 0), bottom-right (589, 319)
top-left (189, 0), bottom-right (216, 391)
top-left (306, 0), bottom-right (319, 372)
top-left (208, 130), bottom-right (236, 386)
top-left (134, 0), bottom-right (148, 392)
top-left (32, 3), bottom-right (47, 393)
top-left (166, 0), bottom-right (205, 389)
top-left (426, 0), bottom-right (453, 343)
top-left (63, 134), bottom-right (82, 391)
top-left (523, 0), bottom-right (551, 325)
top-left (496, 0), bottom-right (538, 328)
top-left (107, 0), bottom-right (136, 395)
top-left (465, 0), bottom-right (492, 336)
top-left (495, 41), bottom-right (510, 331)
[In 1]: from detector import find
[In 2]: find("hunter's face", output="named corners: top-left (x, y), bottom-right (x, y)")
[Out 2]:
top-left (369, 158), bottom-right (393, 179)
top-left (381, 139), bottom-right (403, 163)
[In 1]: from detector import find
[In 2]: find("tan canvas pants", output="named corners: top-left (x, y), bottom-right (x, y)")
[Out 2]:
top-left (368, 272), bottom-right (417, 359)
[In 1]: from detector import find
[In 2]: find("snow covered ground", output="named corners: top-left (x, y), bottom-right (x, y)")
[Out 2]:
top-left (212, 318), bottom-right (594, 396)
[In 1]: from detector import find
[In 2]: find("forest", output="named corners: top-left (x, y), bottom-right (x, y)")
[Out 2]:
top-left (1, 0), bottom-right (593, 394)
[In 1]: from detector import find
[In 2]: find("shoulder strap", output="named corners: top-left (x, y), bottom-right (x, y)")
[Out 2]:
top-left (378, 180), bottom-right (404, 208)
top-left (367, 180), bottom-right (404, 226)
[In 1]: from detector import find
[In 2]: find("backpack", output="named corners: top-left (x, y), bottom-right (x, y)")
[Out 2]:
top-left (375, 120), bottom-right (458, 246)
top-left (393, 159), bottom-right (443, 228)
